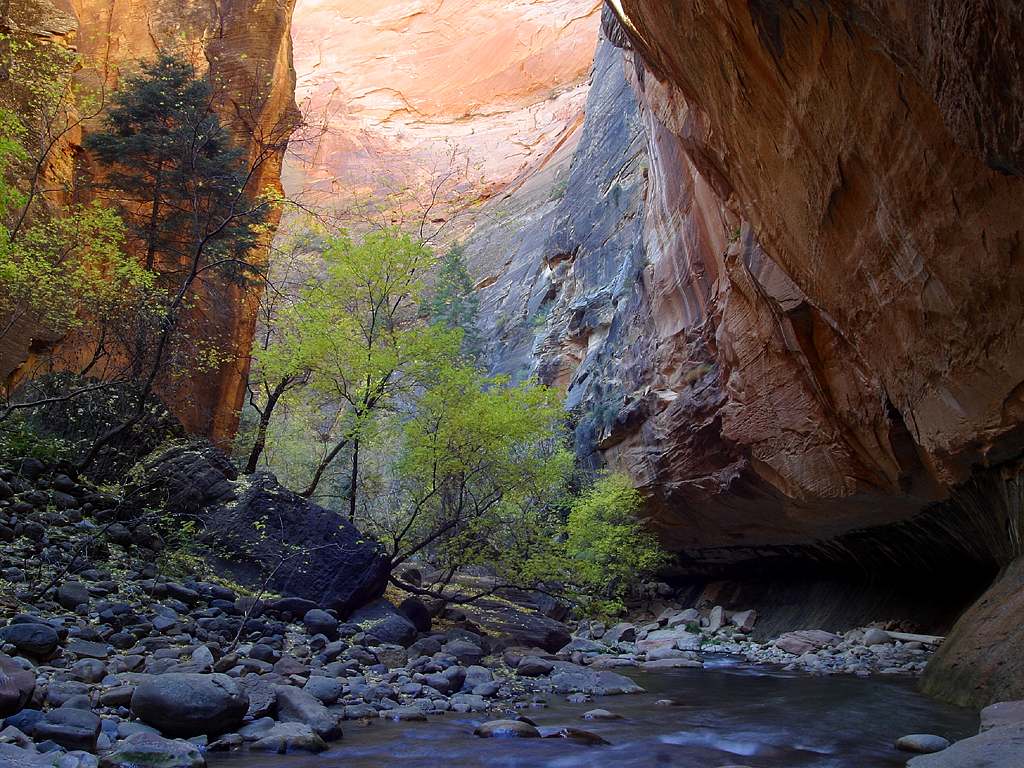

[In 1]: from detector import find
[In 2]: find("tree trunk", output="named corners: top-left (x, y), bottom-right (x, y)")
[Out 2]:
top-left (348, 434), bottom-right (360, 521)
top-left (244, 379), bottom-right (288, 474)
top-left (300, 435), bottom-right (349, 498)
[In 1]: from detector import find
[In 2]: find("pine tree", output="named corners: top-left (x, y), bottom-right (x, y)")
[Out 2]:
top-left (425, 243), bottom-right (482, 360)
top-left (85, 54), bottom-right (261, 282)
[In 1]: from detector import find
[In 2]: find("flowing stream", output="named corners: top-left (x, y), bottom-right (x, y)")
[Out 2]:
top-left (210, 657), bottom-right (976, 767)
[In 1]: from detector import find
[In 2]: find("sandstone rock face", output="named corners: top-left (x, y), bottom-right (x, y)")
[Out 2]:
top-left (466, 2), bottom-right (1024, 704)
top-left (287, 0), bottom-right (602, 215)
top-left (921, 555), bottom-right (1024, 707)
top-left (473, 4), bottom-right (1024, 558)
top-left (3, 0), bottom-right (299, 445)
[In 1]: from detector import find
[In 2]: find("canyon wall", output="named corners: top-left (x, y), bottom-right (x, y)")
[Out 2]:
top-left (286, 0), bottom-right (602, 219)
top-left (2, 0), bottom-right (299, 444)
top-left (469, 2), bottom-right (1024, 706)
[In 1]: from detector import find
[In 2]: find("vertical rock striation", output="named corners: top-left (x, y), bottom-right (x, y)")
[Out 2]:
top-left (469, 1), bottom-right (1024, 705)
top-left (3, 0), bottom-right (299, 444)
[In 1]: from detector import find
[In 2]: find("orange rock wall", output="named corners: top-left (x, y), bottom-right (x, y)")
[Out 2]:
top-left (287, 0), bottom-right (602, 214)
top-left (7, 0), bottom-right (299, 444)
top-left (604, 0), bottom-right (1024, 551)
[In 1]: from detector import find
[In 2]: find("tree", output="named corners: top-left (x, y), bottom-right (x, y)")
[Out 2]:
top-left (0, 107), bottom-right (158, 423)
top-left (85, 55), bottom-right (261, 279)
top-left (252, 229), bottom-right (460, 509)
top-left (361, 363), bottom-right (573, 597)
top-left (239, 222), bottom-right (323, 474)
top-left (563, 473), bottom-right (669, 613)
top-left (76, 55), bottom-right (284, 470)
top-left (424, 242), bottom-right (482, 360)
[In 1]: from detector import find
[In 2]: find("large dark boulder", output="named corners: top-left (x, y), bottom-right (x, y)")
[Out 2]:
top-left (0, 623), bottom-right (59, 660)
top-left (136, 442), bottom-right (390, 615)
top-left (458, 598), bottom-right (571, 653)
top-left (34, 708), bottom-right (100, 751)
top-left (349, 599), bottom-right (417, 647)
top-left (130, 673), bottom-right (248, 737)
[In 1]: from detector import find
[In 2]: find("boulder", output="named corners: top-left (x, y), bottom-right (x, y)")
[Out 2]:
top-left (603, 623), bottom-right (637, 644)
top-left (559, 638), bottom-right (605, 655)
top-left (130, 673), bottom-right (248, 737)
top-left (274, 686), bottom-right (342, 741)
top-left (0, 624), bottom-right (59, 659)
top-left (637, 628), bottom-right (699, 654)
top-left (772, 630), bottom-right (841, 656)
top-left (302, 610), bottom-right (338, 640)
top-left (138, 443), bottom-right (390, 615)
top-left (99, 733), bottom-right (204, 768)
top-left (302, 676), bottom-right (344, 705)
top-left (250, 723), bottom-right (327, 754)
top-left (706, 605), bottom-right (725, 632)
top-left (442, 639), bottom-right (483, 666)
top-left (34, 708), bottom-right (100, 751)
top-left (896, 734), bottom-right (951, 754)
top-left (0, 743), bottom-right (57, 768)
top-left (473, 720), bottom-right (540, 738)
top-left (730, 610), bottom-right (757, 632)
top-left (516, 657), bottom-right (554, 677)
top-left (348, 600), bottom-right (417, 647)
top-left (548, 662), bottom-right (644, 695)
top-left (540, 726), bottom-right (610, 745)
top-left (0, 655), bottom-right (35, 716)
top-left (863, 628), bottom-right (894, 646)
top-left (582, 709), bottom-right (622, 720)
top-left (56, 583), bottom-right (91, 610)
top-left (980, 700), bottom-right (1024, 732)
top-left (907, 725), bottom-right (1024, 767)
top-left (398, 598), bottom-right (432, 633)
top-left (458, 598), bottom-right (570, 652)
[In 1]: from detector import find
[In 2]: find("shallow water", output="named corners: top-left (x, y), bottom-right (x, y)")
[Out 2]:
top-left (211, 658), bottom-right (977, 768)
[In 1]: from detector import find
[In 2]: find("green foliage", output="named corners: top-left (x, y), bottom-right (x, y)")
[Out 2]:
top-left (249, 229), bottom-right (461, 496)
top-left (564, 473), bottom-right (669, 613)
top-left (423, 243), bottom-right (482, 359)
top-left (370, 362), bottom-right (574, 573)
top-left (0, 108), bottom-right (157, 355)
top-left (0, 414), bottom-right (73, 466)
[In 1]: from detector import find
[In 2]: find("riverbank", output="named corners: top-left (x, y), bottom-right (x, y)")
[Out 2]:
top-left (0, 458), bottom-right (1019, 767)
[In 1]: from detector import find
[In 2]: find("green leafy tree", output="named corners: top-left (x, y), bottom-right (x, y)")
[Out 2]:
top-left (563, 473), bottom-right (669, 613)
top-left (364, 362), bottom-right (573, 596)
top-left (0, 107), bottom-right (158, 422)
top-left (424, 242), bottom-right (481, 360)
top-left (251, 229), bottom-right (460, 510)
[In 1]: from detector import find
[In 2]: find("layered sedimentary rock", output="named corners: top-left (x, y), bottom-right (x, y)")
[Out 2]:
top-left (471, 1), bottom-right (1023, 705)
top-left (287, 0), bottom-right (602, 214)
top-left (479, 1), bottom-right (1024, 557)
top-left (2, 0), bottom-right (299, 444)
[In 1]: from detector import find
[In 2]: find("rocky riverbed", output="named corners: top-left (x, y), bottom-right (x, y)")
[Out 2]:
top-left (0, 458), bottom-right (1020, 767)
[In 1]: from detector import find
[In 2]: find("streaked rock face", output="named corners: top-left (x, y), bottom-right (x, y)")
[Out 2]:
top-left (287, 0), bottom-right (602, 209)
top-left (473, 1), bottom-right (1024, 561)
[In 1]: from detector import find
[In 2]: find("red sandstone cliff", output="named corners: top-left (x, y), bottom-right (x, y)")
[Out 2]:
top-left (467, 1), bottom-right (1023, 705)
top-left (2, 0), bottom-right (299, 444)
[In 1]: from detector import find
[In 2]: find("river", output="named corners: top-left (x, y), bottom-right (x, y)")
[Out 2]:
top-left (210, 657), bottom-right (976, 767)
